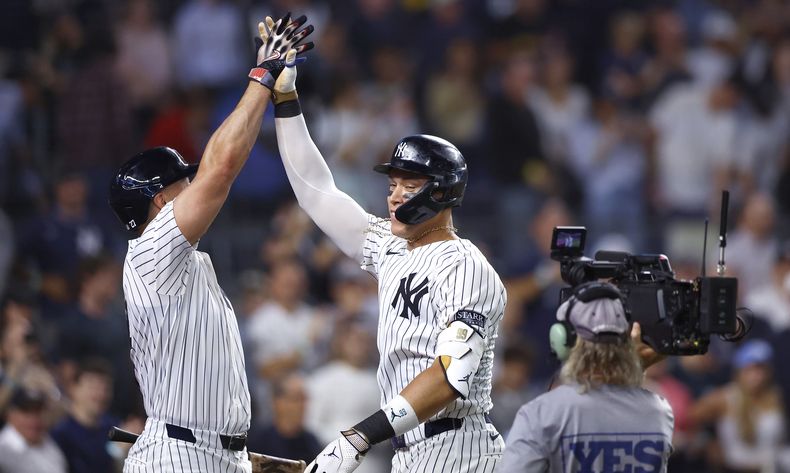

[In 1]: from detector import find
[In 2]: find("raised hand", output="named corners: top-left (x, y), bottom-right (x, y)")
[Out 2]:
top-left (249, 13), bottom-right (314, 90)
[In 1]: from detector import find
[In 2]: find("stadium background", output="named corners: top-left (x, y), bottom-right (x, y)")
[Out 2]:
top-left (1, 0), bottom-right (790, 471)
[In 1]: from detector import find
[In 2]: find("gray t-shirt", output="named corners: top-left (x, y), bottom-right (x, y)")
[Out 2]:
top-left (497, 383), bottom-right (674, 473)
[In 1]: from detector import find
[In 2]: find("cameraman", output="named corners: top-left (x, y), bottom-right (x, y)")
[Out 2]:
top-left (497, 282), bottom-right (674, 473)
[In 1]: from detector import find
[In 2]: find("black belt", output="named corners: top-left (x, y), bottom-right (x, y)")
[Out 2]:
top-left (165, 423), bottom-right (247, 451)
top-left (391, 414), bottom-right (492, 450)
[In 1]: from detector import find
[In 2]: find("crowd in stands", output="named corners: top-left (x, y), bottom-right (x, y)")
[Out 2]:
top-left (1, 0), bottom-right (790, 471)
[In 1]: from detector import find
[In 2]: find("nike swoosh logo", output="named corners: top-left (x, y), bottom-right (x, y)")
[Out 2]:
top-left (489, 432), bottom-right (500, 441)
top-left (386, 249), bottom-right (401, 256)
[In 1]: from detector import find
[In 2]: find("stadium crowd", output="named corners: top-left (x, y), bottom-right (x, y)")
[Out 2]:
top-left (1, 0), bottom-right (790, 471)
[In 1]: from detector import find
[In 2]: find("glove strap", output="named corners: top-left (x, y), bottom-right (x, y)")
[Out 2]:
top-left (341, 428), bottom-right (371, 455)
top-left (248, 67), bottom-right (275, 90)
top-left (273, 89), bottom-right (298, 105)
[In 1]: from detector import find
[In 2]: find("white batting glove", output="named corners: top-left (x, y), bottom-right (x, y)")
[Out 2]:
top-left (273, 49), bottom-right (298, 96)
top-left (305, 435), bottom-right (366, 473)
top-left (249, 13), bottom-right (313, 90)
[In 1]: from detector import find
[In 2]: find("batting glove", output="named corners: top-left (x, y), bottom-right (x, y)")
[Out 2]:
top-left (249, 12), bottom-right (314, 90)
top-left (306, 430), bottom-right (368, 473)
top-left (272, 48), bottom-right (300, 105)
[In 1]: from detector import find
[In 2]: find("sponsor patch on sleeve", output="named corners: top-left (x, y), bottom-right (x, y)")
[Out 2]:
top-left (453, 310), bottom-right (486, 334)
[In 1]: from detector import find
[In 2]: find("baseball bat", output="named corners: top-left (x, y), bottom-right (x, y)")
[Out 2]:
top-left (109, 426), bottom-right (141, 444)
top-left (108, 426), bottom-right (306, 473)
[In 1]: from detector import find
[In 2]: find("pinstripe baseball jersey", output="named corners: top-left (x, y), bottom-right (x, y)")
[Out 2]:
top-left (122, 201), bottom-right (251, 436)
top-left (361, 215), bottom-right (507, 449)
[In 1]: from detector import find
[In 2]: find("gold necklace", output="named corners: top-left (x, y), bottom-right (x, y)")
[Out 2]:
top-left (407, 225), bottom-right (458, 244)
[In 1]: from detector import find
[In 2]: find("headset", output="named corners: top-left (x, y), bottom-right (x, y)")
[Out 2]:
top-left (549, 281), bottom-right (629, 361)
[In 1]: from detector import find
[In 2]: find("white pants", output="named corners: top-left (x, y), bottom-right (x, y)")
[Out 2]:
top-left (391, 418), bottom-right (504, 473)
top-left (123, 418), bottom-right (252, 473)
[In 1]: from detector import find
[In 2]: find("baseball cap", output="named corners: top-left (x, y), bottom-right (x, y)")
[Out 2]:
top-left (557, 295), bottom-right (630, 342)
top-left (733, 340), bottom-right (773, 369)
top-left (9, 387), bottom-right (47, 411)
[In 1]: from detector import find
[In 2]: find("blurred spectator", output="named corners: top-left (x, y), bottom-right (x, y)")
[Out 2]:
top-left (171, 0), bottom-right (246, 89)
top-left (502, 197), bottom-right (570, 382)
top-left (0, 290), bottom-right (61, 414)
top-left (746, 241), bottom-right (790, 332)
top-left (51, 359), bottom-right (117, 473)
top-left (143, 87), bottom-right (213, 164)
top-left (305, 322), bottom-right (379, 443)
top-left (489, 342), bottom-right (539, 436)
top-left (0, 388), bottom-right (67, 473)
top-left (486, 0), bottom-right (549, 59)
top-left (305, 322), bottom-right (389, 473)
top-left (567, 93), bottom-right (647, 247)
top-left (345, 0), bottom-right (403, 71)
top-left (55, 253), bottom-right (136, 415)
top-left (247, 259), bottom-right (326, 378)
top-left (425, 38), bottom-right (485, 150)
top-left (528, 42), bottom-right (590, 163)
top-left (648, 78), bottom-right (745, 218)
top-left (0, 209), bottom-right (12, 297)
top-left (360, 47), bottom-right (419, 206)
top-left (642, 7), bottom-right (692, 104)
top-left (324, 260), bottom-right (378, 333)
top-left (56, 4), bottom-right (133, 187)
top-left (18, 172), bottom-right (111, 304)
top-left (247, 372), bottom-right (322, 464)
top-left (484, 50), bottom-right (546, 257)
top-left (416, 0), bottom-right (477, 76)
top-left (599, 12), bottom-right (648, 109)
top-left (246, 258), bottom-right (327, 424)
top-left (742, 37), bottom-right (790, 195)
top-left (728, 193), bottom-right (778, 297)
top-left (114, 0), bottom-right (173, 130)
top-left (0, 74), bottom-right (28, 207)
top-left (314, 78), bottom-right (386, 210)
top-left (690, 340), bottom-right (787, 472)
top-left (687, 10), bottom-right (739, 87)
top-left (644, 359), bottom-right (701, 471)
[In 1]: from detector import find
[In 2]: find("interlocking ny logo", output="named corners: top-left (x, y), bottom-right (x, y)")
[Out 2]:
top-left (392, 273), bottom-right (429, 318)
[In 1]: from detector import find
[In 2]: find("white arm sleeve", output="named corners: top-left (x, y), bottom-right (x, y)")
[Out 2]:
top-left (275, 113), bottom-right (370, 261)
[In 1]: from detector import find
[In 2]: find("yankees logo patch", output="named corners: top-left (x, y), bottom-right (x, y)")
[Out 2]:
top-left (391, 273), bottom-right (429, 318)
top-left (394, 142), bottom-right (408, 158)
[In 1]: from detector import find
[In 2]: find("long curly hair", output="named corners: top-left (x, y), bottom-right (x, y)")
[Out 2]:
top-left (560, 338), bottom-right (643, 392)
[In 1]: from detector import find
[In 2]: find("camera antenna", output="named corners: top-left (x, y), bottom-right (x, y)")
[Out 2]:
top-left (701, 218), bottom-right (709, 277)
top-left (717, 190), bottom-right (730, 276)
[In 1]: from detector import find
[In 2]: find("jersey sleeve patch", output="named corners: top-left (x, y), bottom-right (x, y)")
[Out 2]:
top-left (453, 310), bottom-right (486, 335)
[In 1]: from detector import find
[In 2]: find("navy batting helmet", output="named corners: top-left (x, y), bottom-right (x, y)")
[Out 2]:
top-left (373, 135), bottom-right (467, 225)
top-left (109, 147), bottom-right (198, 232)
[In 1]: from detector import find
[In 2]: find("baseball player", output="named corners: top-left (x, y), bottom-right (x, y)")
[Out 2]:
top-left (270, 52), bottom-right (507, 472)
top-left (108, 15), bottom-right (313, 473)
top-left (497, 282), bottom-right (674, 473)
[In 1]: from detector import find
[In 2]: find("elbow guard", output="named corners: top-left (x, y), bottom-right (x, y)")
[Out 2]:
top-left (435, 320), bottom-right (486, 400)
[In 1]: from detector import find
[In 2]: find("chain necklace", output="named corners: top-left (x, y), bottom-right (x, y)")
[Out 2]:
top-left (407, 225), bottom-right (458, 245)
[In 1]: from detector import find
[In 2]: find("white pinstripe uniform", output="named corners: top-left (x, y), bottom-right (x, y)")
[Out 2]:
top-left (274, 112), bottom-right (507, 473)
top-left (361, 217), bottom-right (507, 473)
top-left (121, 201), bottom-right (252, 473)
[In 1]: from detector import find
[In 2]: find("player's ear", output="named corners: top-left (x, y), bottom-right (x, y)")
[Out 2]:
top-left (152, 192), bottom-right (167, 211)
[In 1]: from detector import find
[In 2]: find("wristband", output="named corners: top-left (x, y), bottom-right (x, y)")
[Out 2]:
top-left (248, 67), bottom-right (275, 90)
top-left (274, 99), bottom-right (302, 118)
top-left (352, 395), bottom-right (419, 446)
